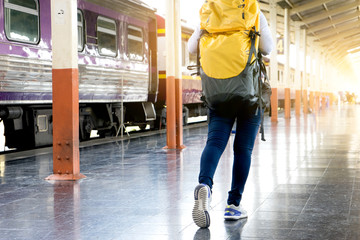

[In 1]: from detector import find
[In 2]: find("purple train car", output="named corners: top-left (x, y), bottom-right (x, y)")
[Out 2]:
top-left (0, 0), bottom-right (158, 149)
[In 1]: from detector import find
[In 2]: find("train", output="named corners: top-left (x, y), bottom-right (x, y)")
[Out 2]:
top-left (0, 0), bottom-right (207, 150)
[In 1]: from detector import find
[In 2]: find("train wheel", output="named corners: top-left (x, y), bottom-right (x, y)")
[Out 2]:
top-left (139, 124), bottom-right (147, 131)
top-left (98, 126), bottom-right (117, 138)
top-left (80, 116), bottom-right (93, 141)
top-left (156, 106), bottom-right (189, 128)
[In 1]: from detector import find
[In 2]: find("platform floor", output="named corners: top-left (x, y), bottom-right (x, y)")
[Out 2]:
top-left (1, 104), bottom-right (360, 240)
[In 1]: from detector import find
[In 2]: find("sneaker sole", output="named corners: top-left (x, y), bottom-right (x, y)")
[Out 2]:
top-left (224, 214), bottom-right (248, 221)
top-left (192, 185), bottom-right (210, 228)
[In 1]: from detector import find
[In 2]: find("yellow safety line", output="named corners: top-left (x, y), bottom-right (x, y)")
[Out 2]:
top-left (157, 29), bottom-right (191, 39)
top-left (159, 74), bottom-right (201, 80)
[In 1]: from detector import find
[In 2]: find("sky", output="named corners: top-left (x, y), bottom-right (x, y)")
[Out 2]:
top-left (142, 0), bottom-right (203, 27)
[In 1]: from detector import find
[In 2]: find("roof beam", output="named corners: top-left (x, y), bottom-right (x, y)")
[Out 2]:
top-left (321, 30), bottom-right (360, 45)
top-left (332, 50), bottom-right (347, 62)
top-left (333, 53), bottom-right (345, 63)
top-left (327, 34), bottom-right (360, 51)
top-left (301, 0), bottom-right (360, 25)
top-left (307, 11), bottom-right (360, 33)
top-left (290, 0), bottom-right (332, 15)
top-left (341, 42), bottom-right (360, 51)
top-left (318, 25), bottom-right (360, 43)
top-left (315, 20), bottom-right (360, 39)
top-left (324, 41), bottom-right (359, 55)
top-left (329, 41), bottom-right (360, 55)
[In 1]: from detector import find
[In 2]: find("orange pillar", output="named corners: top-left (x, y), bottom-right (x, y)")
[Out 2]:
top-left (303, 89), bottom-right (308, 114)
top-left (295, 90), bottom-right (301, 116)
top-left (271, 88), bottom-right (278, 122)
top-left (284, 88), bottom-right (291, 118)
top-left (46, 0), bottom-right (85, 180)
top-left (309, 91), bottom-right (314, 111)
top-left (165, 76), bottom-right (176, 149)
top-left (321, 94), bottom-right (327, 110)
top-left (164, 0), bottom-right (184, 149)
top-left (330, 93), bottom-right (334, 105)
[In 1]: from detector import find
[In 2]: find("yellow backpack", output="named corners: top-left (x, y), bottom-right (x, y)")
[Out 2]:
top-left (196, 0), bottom-right (271, 140)
top-left (199, 0), bottom-right (260, 79)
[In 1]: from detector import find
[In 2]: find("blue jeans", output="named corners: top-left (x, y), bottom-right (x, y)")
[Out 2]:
top-left (199, 109), bottom-right (261, 206)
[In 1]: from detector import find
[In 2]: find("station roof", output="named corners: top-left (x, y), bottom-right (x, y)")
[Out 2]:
top-left (260, 0), bottom-right (360, 65)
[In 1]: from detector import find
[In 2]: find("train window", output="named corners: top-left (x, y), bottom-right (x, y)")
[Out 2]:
top-left (128, 25), bottom-right (143, 61)
top-left (77, 10), bottom-right (84, 52)
top-left (97, 16), bottom-right (117, 57)
top-left (37, 115), bottom-right (48, 132)
top-left (4, 0), bottom-right (39, 44)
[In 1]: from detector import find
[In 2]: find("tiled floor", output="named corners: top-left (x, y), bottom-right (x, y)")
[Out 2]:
top-left (0, 104), bottom-right (360, 240)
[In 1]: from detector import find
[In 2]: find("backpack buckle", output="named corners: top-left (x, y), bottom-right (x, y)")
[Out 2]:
top-left (249, 27), bottom-right (260, 39)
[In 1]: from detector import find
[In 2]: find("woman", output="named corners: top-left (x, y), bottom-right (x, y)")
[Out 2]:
top-left (189, 8), bottom-right (274, 228)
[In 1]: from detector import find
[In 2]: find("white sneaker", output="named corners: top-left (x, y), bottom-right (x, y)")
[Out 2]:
top-left (224, 204), bottom-right (248, 220)
top-left (192, 184), bottom-right (211, 228)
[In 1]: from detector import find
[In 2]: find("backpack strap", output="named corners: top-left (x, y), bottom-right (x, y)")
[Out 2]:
top-left (257, 52), bottom-right (272, 141)
top-left (258, 52), bottom-right (266, 141)
top-left (247, 27), bottom-right (267, 141)
top-left (246, 27), bottom-right (260, 66)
